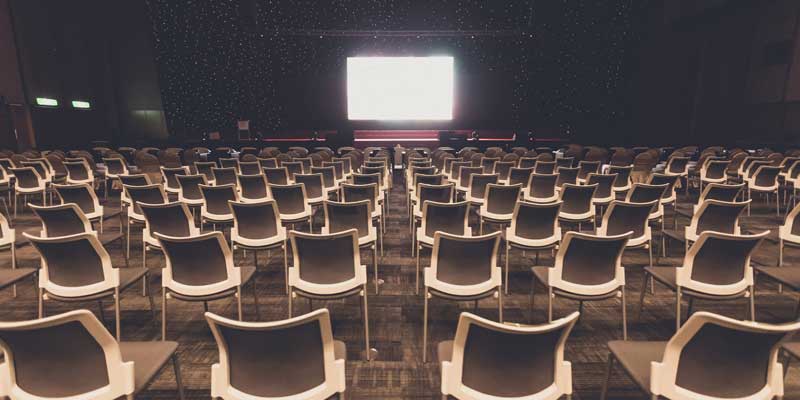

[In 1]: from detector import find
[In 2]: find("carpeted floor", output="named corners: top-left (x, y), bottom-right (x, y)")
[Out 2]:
top-left (0, 174), bottom-right (799, 399)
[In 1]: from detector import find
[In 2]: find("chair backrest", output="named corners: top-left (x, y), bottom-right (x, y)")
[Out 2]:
top-left (608, 166), bottom-right (632, 190)
top-left (201, 184), bottom-right (238, 217)
top-left (533, 160), bottom-right (556, 174)
top-left (458, 166), bottom-right (483, 189)
top-left (23, 160), bottom-right (52, 181)
top-left (690, 200), bottom-right (749, 237)
top-left (507, 167), bottom-right (534, 187)
top-left (290, 229), bottom-right (360, 287)
top-left (417, 183), bottom-right (454, 206)
top-left (161, 166), bottom-right (189, 191)
top-left (698, 183), bottom-right (743, 204)
top-left (341, 183), bottom-right (378, 211)
top-left (205, 309), bottom-right (345, 399)
top-left (0, 309), bottom-right (135, 399)
top-left (493, 161), bottom-right (516, 180)
top-left (212, 167), bottom-right (238, 187)
top-left (702, 160), bottom-right (730, 180)
top-left (559, 183), bottom-right (597, 215)
top-left (648, 173), bottom-right (679, 200)
top-left (481, 157), bottom-right (500, 174)
top-left (599, 200), bottom-right (655, 240)
top-left (483, 184), bottom-right (521, 216)
top-left (666, 156), bottom-right (690, 175)
top-left (25, 232), bottom-right (117, 295)
top-left (678, 231), bottom-right (766, 294)
top-left (441, 311), bottom-right (578, 399)
top-left (323, 200), bottom-right (372, 239)
top-left (527, 173), bottom-right (558, 201)
top-left (518, 157), bottom-right (538, 169)
top-left (219, 158), bottom-right (240, 172)
top-left (650, 311), bottom-right (800, 399)
top-left (10, 167), bottom-right (42, 189)
top-left (310, 166), bottom-right (337, 189)
top-left (352, 172), bottom-right (381, 187)
top-left (159, 231), bottom-right (240, 294)
top-left (331, 157), bottom-right (352, 175)
top-left (468, 174), bottom-right (499, 200)
top-left (745, 160), bottom-right (771, 179)
top-left (257, 157), bottom-right (278, 169)
top-left (282, 161), bottom-right (304, 180)
top-left (752, 165), bottom-right (782, 188)
top-left (551, 232), bottom-right (629, 294)
top-left (577, 161), bottom-right (601, 180)
top-left (294, 157), bottom-right (312, 173)
top-left (30, 203), bottom-right (93, 237)
top-left (140, 201), bottom-right (197, 240)
top-left (239, 161), bottom-right (262, 176)
top-left (555, 167), bottom-right (579, 188)
top-left (268, 183), bottom-right (309, 216)
top-left (124, 183), bottom-right (167, 217)
top-left (264, 167), bottom-right (289, 185)
top-left (194, 162), bottom-right (217, 182)
top-left (422, 201), bottom-right (470, 238)
top-left (587, 173), bottom-right (617, 200)
top-left (118, 173), bottom-right (150, 187)
top-left (53, 183), bottom-right (99, 216)
top-left (103, 157), bottom-right (128, 176)
top-left (626, 183), bottom-right (668, 215)
top-left (176, 174), bottom-right (207, 201)
top-left (293, 173), bottom-right (324, 200)
top-left (556, 157), bottom-right (574, 168)
top-left (413, 173), bottom-right (444, 192)
top-left (510, 201), bottom-right (562, 240)
top-left (230, 200), bottom-right (283, 242)
top-left (322, 161), bottom-right (344, 180)
top-left (450, 161), bottom-right (472, 181)
top-left (431, 231), bottom-right (501, 287)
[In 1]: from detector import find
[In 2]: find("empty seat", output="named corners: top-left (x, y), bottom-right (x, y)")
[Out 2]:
top-left (237, 173), bottom-right (270, 203)
top-left (230, 200), bottom-right (288, 290)
top-left (478, 183), bottom-right (521, 233)
top-left (269, 183), bottom-right (312, 228)
top-left (524, 173), bottom-right (559, 203)
top-left (323, 200), bottom-right (381, 292)
top-left (415, 201), bottom-right (471, 294)
top-left (200, 184), bottom-right (238, 229)
top-left (504, 201), bottom-right (562, 293)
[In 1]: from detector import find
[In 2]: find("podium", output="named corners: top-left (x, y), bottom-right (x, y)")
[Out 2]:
top-left (237, 120), bottom-right (251, 141)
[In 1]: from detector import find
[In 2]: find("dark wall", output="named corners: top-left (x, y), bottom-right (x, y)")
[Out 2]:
top-left (2, 0), bottom-right (166, 150)
top-left (630, 0), bottom-right (800, 147)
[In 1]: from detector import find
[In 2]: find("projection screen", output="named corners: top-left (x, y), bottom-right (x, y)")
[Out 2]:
top-left (347, 56), bottom-right (454, 120)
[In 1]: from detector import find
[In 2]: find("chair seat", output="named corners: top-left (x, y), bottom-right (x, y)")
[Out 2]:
top-left (755, 267), bottom-right (800, 291)
top-left (120, 340), bottom-right (179, 395)
top-left (531, 267), bottom-right (619, 301)
top-left (607, 340), bottom-right (667, 394)
top-left (46, 267), bottom-right (148, 302)
top-left (645, 266), bottom-right (747, 300)
top-left (168, 267), bottom-right (256, 301)
top-left (0, 268), bottom-right (37, 291)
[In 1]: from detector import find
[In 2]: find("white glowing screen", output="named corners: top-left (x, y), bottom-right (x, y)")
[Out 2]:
top-left (347, 57), bottom-right (454, 120)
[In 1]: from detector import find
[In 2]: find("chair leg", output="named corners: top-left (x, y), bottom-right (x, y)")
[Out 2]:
top-left (172, 354), bottom-right (186, 400)
top-left (162, 289), bottom-right (168, 341)
top-left (283, 242), bottom-right (289, 294)
top-left (38, 288), bottom-right (44, 318)
top-left (621, 287), bottom-right (628, 340)
top-left (504, 242), bottom-right (510, 294)
top-left (114, 287), bottom-right (121, 341)
top-left (497, 289), bottom-right (504, 323)
top-left (288, 288), bottom-right (293, 318)
top-left (236, 286), bottom-right (243, 320)
top-left (648, 243), bottom-right (653, 268)
top-left (599, 355), bottom-right (615, 400)
top-left (126, 219), bottom-right (131, 259)
top-left (146, 275), bottom-right (156, 321)
top-left (676, 288), bottom-right (682, 332)
top-left (547, 286), bottom-right (554, 322)
top-left (373, 245), bottom-right (379, 294)
top-left (416, 244), bottom-right (421, 295)
top-left (11, 243), bottom-right (16, 298)
top-left (749, 286), bottom-right (755, 321)
top-left (638, 272), bottom-right (649, 317)
top-left (423, 287), bottom-right (429, 363)
top-left (361, 286), bottom-right (371, 361)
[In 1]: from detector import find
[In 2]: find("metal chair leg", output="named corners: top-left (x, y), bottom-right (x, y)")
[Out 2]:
top-left (599, 355), bottom-right (615, 400)
top-left (423, 287), bottom-right (429, 363)
top-left (162, 289), bottom-right (168, 340)
top-left (172, 354), bottom-right (186, 400)
top-left (361, 286), bottom-right (371, 361)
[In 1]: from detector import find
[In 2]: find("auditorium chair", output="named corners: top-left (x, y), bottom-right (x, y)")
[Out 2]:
top-left (694, 182), bottom-right (744, 212)
top-left (664, 156), bottom-right (690, 194)
top-left (211, 166), bottom-right (238, 187)
top-left (747, 165), bottom-right (782, 215)
top-left (558, 183), bottom-right (598, 230)
top-left (600, 311), bottom-right (800, 400)
top-left (25, 231), bottom-right (153, 341)
top-left (481, 157), bottom-right (499, 174)
top-left (664, 199), bottom-right (749, 256)
top-left (437, 312), bottom-right (579, 400)
top-left (535, 159), bottom-right (557, 174)
top-left (331, 157), bottom-right (353, 177)
top-left (124, 183), bottom-right (168, 258)
top-left (506, 167), bottom-right (533, 189)
top-left (341, 182), bottom-right (385, 237)
top-left (642, 231), bottom-right (767, 330)
top-left (599, 200), bottom-right (656, 268)
top-left (323, 200), bottom-right (380, 292)
top-left (415, 201), bottom-right (471, 294)
top-left (518, 156), bottom-right (537, 169)
top-left (263, 166), bottom-right (290, 185)
top-left (140, 201), bottom-right (199, 272)
top-left (238, 160), bottom-right (262, 175)
top-left (194, 161), bottom-right (217, 184)
top-left (322, 160), bottom-right (345, 184)
top-left (464, 173), bottom-right (498, 207)
top-left (229, 200), bottom-right (288, 291)
top-left (219, 157), bottom-right (240, 172)
top-left (423, 231), bottom-right (502, 362)
top-left (576, 160), bottom-right (601, 184)
top-left (311, 166), bottom-right (339, 198)
top-left (699, 159), bottom-right (730, 193)
top-left (411, 183), bottom-right (455, 234)
top-left (200, 184), bottom-right (238, 231)
top-left (176, 174), bottom-right (208, 214)
top-left (648, 173), bottom-right (680, 227)
top-left (160, 166), bottom-right (190, 195)
top-left (10, 167), bottom-right (46, 217)
top-left (52, 183), bottom-right (110, 234)
top-left (533, 231), bottom-right (630, 339)
top-left (455, 166), bottom-right (483, 196)
top-left (556, 157), bottom-right (574, 169)
top-left (447, 161), bottom-right (471, 186)
top-left (205, 309), bottom-right (345, 400)
top-left (282, 161), bottom-right (304, 182)
top-left (158, 231), bottom-right (258, 340)
top-left (555, 166), bottom-right (579, 190)
top-left (493, 161), bottom-right (516, 183)
top-left (625, 183), bottom-right (668, 238)
top-left (102, 156), bottom-right (130, 200)
top-left (0, 309), bottom-right (186, 399)
top-left (256, 157), bottom-right (278, 169)
top-left (587, 173), bottom-right (617, 213)
top-left (478, 183), bottom-right (521, 234)
top-left (0, 212), bottom-right (35, 298)
top-left (293, 156), bottom-right (312, 173)
top-left (268, 183), bottom-right (312, 229)
top-left (524, 173), bottom-right (559, 203)
top-left (288, 229), bottom-right (372, 360)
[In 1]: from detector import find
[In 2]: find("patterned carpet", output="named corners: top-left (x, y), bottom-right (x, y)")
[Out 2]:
top-left (0, 174), bottom-right (799, 399)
